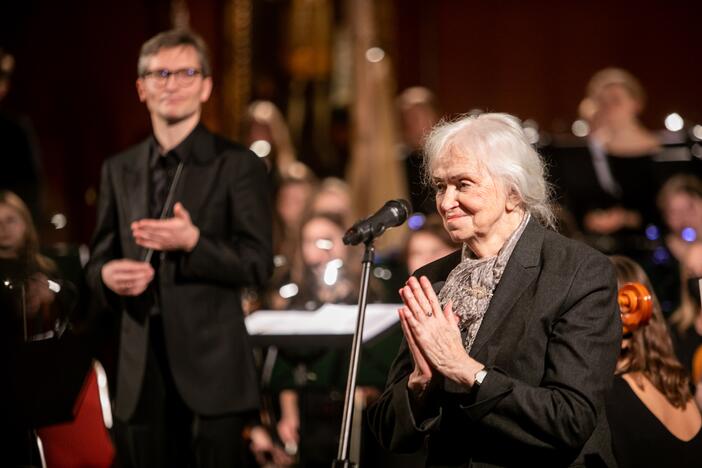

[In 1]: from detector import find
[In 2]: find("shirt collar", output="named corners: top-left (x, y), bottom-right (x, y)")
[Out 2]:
top-left (149, 123), bottom-right (202, 167)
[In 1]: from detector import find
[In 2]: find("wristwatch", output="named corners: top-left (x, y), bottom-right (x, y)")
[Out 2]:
top-left (474, 368), bottom-right (488, 386)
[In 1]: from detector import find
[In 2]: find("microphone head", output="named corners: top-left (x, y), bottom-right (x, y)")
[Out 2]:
top-left (387, 199), bottom-right (412, 224)
top-left (342, 199), bottom-right (412, 245)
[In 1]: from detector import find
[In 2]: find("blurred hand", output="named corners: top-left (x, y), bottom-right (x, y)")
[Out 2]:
top-left (249, 426), bottom-right (294, 467)
top-left (101, 259), bottom-right (154, 296)
top-left (25, 272), bottom-right (54, 318)
top-left (667, 235), bottom-right (702, 277)
top-left (131, 202), bottom-right (199, 252)
top-left (584, 207), bottom-right (640, 235)
top-left (276, 414), bottom-right (299, 447)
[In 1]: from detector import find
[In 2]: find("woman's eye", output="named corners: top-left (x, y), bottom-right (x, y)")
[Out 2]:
top-left (459, 181), bottom-right (471, 189)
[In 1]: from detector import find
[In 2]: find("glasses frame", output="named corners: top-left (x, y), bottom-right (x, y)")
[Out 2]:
top-left (141, 67), bottom-right (203, 87)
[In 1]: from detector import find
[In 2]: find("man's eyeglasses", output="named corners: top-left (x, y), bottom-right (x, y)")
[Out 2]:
top-left (141, 68), bottom-right (202, 87)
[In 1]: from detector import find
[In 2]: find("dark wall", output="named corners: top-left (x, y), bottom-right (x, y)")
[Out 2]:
top-left (395, 0), bottom-right (702, 129)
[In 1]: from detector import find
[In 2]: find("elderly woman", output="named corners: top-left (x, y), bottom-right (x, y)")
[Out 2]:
top-left (367, 113), bottom-right (622, 467)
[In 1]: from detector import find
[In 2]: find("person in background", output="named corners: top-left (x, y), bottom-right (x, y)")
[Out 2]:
top-left (657, 175), bottom-right (702, 381)
top-left (273, 167), bottom-right (317, 270)
top-left (405, 214), bottom-right (459, 275)
top-left (0, 190), bottom-right (54, 274)
top-left (309, 177), bottom-right (354, 227)
top-left (244, 100), bottom-right (298, 182)
top-left (0, 49), bottom-right (42, 223)
top-left (397, 87), bottom-right (440, 215)
top-left (85, 29), bottom-right (272, 467)
top-left (549, 68), bottom-right (661, 238)
top-left (607, 255), bottom-right (702, 467)
top-left (273, 210), bottom-right (384, 467)
top-left (0, 190), bottom-right (59, 335)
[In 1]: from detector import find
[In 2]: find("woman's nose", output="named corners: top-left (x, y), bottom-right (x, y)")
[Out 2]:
top-left (439, 187), bottom-right (458, 211)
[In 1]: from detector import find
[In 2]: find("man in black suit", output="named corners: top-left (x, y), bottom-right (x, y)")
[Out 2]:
top-left (85, 30), bottom-right (272, 467)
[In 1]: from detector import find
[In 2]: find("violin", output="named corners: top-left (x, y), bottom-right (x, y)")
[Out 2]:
top-left (618, 282), bottom-right (653, 334)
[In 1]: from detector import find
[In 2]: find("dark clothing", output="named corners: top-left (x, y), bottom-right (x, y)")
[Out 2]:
top-left (545, 141), bottom-right (656, 229)
top-left (403, 149), bottom-right (436, 215)
top-left (367, 218), bottom-right (621, 467)
top-left (85, 124), bottom-right (272, 465)
top-left (113, 316), bottom-right (252, 468)
top-left (0, 111), bottom-right (41, 221)
top-left (670, 324), bottom-right (702, 378)
top-left (545, 137), bottom-right (702, 234)
top-left (606, 376), bottom-right (702, 468)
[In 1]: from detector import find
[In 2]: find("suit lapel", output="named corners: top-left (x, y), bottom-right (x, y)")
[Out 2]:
top-left (173, 128), bottom-right (218, 223)
top-left (469, 218), bottom-right (544, 358)
top-left (120, 142), bottom-right (150, 259)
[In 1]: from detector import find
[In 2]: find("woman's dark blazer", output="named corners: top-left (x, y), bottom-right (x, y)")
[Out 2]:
top-left (367, 217), bottom-right (621, 467)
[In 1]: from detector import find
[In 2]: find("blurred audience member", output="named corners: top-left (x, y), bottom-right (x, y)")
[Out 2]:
top-left (0, 49), bottom-right (42, 223)
top-left (247, 165), bottom-right (317, 312)
top-left (607, 255), bottom-right (702, 468)
top-left (288, 211), bottom-right (362, 310)
top-left (0, 190), bottom-right (59, 338)
top-left (0, 190), bottom-right (54, 273)
top-left (309, 177), bottom-right (354, 226)
top-left (550, 68), bottom-right (661, 238)
top-left (658, 174), bottom-right (702, 267)
top-left (272, 210), bottom-right (385, 466)
top-left (404, 214), bottom-right (459, 275)
top-left (658, 175), bottom-right (702, 376)
top-left (581, 68), bottom-right (660, 235)
top-left (244, 100), bottom-right (298, 184)
top-left (274, 165), bottom-right (317, 262)
top-left (397, 87), bottom-right (439, 214)
top-left (1, 191), bottom-right (88, 467)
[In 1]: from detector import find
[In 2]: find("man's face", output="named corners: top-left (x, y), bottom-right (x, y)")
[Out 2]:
top-left (136, 45), bottom-right (212, 125)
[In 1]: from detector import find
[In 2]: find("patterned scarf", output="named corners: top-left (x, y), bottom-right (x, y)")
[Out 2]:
top-left (438, 213), bottom-right (530, 353)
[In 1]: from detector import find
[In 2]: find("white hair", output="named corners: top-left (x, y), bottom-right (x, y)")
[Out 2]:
top-left (423, 112), bottom-right (555, 229)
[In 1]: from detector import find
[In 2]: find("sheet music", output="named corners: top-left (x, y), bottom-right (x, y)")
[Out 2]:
top-left (245, 303), bottom-right (401, 342)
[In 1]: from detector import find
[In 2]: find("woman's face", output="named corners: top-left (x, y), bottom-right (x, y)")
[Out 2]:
top-left (592, 83), bottom-right (640, 127)
top-left (301, 217), bottom-right (346, 272)
top-left (0, 203), bottom-right (27, 256)
top-left (406, 231), bottom-right (455, 274)
top-left (431, 152), bottom-right (514, 247)
top-left (312, 189), bottom-right (351, 221)
top-left (277, 182), bottom-right (312, 229)
top-left (663, 192), bottom-right (702, 234)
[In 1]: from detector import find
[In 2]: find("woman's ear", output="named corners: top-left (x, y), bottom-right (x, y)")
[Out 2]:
top-left (505, 188), bottom-right (521, 212)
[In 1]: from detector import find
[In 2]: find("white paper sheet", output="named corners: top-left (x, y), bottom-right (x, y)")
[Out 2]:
top-left (245, 303), bottom-right (401, 342)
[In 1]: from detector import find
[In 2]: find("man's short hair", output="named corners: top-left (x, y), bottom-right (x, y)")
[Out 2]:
top-left (137, 29), bottom-right (211, 77)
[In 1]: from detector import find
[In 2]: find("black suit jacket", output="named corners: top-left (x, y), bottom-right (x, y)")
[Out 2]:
top-left (85, 125), bottom-right (272, 420)
top-left (367, 218), bottom-right (621, 467)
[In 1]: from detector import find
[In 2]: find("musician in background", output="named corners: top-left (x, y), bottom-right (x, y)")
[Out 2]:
top-left (85, 29), bottom-right (272, 467)
top-left (607, 255), bottom-right (702, 468)
top-left (549, 68), bottom-right (661, 237)
top-left (657, 175), bottom-right (702, 391)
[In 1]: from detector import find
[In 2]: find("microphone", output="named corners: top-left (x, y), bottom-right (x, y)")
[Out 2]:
top-left (343, 199), bottom-right (411, 245)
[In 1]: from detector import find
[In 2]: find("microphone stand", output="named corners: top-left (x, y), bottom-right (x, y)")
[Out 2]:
top-left (333, 240), bottom-right (375, 468)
